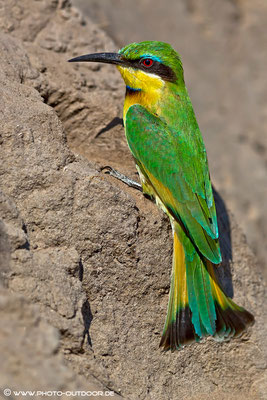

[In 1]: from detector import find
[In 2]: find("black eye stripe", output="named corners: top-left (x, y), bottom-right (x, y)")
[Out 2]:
top-left (124, 58), bottom-right (177, 82)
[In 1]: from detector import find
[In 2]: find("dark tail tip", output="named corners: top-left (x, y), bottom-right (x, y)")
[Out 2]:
top-left (159, 306), bottom-right (197, 351)
top-left (214, 302), bottom-right (255, 340)
top-left (159, 303), bottom-right (254, 350)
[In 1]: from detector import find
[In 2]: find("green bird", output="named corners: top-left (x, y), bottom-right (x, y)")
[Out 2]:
top-left (69, 41), bottom-right (254, 350)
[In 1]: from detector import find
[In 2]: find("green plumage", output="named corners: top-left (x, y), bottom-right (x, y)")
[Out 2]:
top-left (125, 105), bottom-right (221, 264)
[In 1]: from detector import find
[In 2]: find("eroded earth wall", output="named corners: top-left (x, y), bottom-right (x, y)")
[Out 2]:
top-left (0, 1), bottom-right (266, 399)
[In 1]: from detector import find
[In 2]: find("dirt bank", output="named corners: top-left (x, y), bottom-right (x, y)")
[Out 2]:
top-left (0, 1), bottom-right (266, 399)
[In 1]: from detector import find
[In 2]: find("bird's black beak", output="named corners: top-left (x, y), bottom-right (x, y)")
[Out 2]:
top-left (68, 52), bottom-right (124, 66)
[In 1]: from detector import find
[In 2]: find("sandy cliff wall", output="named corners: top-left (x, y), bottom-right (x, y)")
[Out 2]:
top-left (0, 1), bottom-right (266, 399)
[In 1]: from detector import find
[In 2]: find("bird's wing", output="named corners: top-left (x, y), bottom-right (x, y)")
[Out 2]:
top-left (125, 104), bottom-right (221, 264)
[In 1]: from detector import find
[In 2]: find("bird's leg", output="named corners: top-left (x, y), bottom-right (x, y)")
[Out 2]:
top-left (100, 166), bottom-right (142, 191)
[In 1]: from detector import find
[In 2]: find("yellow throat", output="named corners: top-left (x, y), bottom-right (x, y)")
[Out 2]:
top-left (117, 66), bottom-right (165, 121)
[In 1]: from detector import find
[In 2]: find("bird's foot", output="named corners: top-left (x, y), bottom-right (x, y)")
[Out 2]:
top-left (100, 166), bottom-right (142, 191)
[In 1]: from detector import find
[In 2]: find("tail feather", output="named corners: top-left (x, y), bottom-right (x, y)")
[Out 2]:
top-left (187, 254), bottom-right (216, 337)
top-left (160, 231), bottom-right (196, 349)
top-left (207, 261), bottom-right (254, 340)
top-left (160, 228), bottom-right (254, 351)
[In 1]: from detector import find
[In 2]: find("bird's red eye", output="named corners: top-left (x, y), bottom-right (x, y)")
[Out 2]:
top-left (141, 58), bottom-right (154, 68)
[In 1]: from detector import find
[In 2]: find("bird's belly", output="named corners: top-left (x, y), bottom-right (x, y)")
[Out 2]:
top-left (136, 165), bottom-right (170, 217)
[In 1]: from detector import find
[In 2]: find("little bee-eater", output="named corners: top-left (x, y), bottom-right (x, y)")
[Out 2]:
top-left (69, 41), bottom-right (254, 350)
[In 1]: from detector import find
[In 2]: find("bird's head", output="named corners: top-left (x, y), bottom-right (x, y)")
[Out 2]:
top-left (69, 41), bottom-right (184, 93)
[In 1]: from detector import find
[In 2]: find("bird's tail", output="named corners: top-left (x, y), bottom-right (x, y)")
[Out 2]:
top-left (159, 229), bottom-right (254, 350)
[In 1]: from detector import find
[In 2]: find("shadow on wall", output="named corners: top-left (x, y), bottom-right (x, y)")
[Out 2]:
top-left (213, 187), bottom-right (233, 298)
top-left (81, 299), bottom-right (93, 347)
